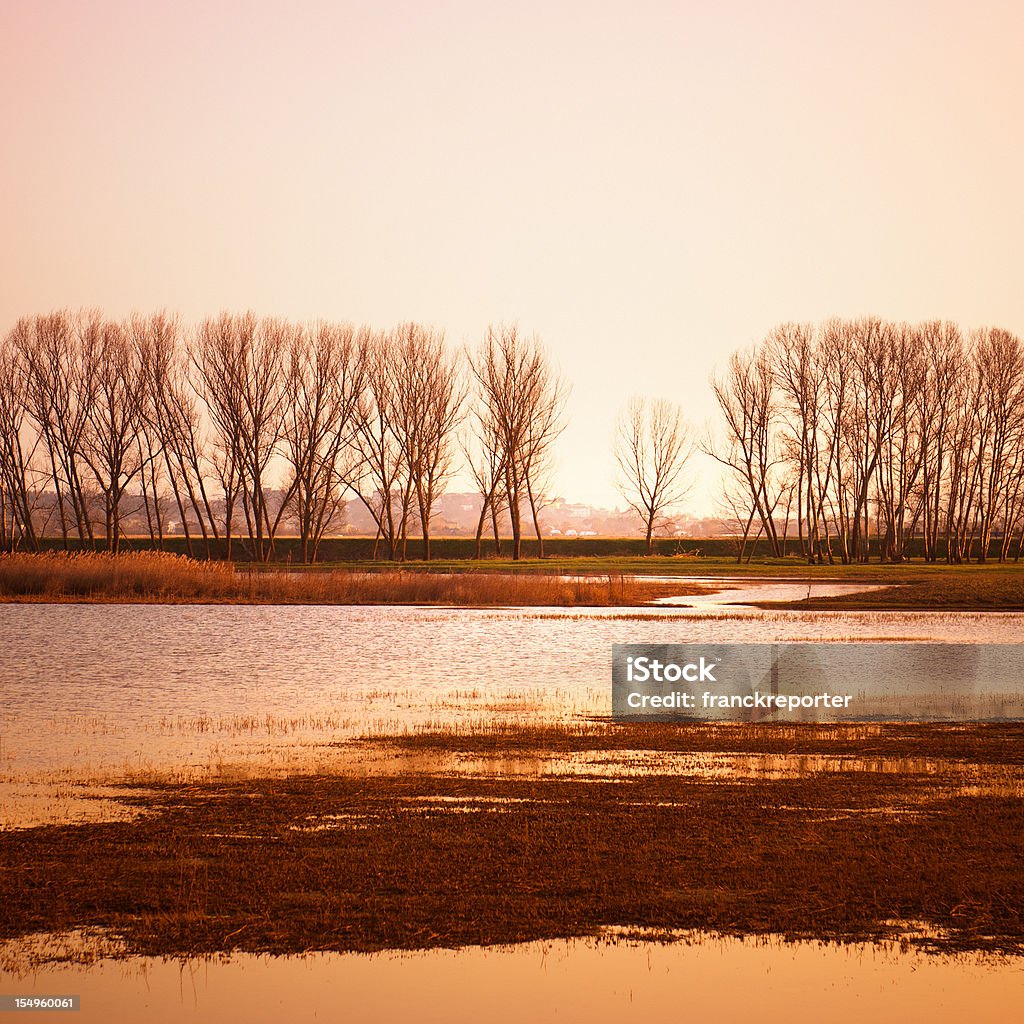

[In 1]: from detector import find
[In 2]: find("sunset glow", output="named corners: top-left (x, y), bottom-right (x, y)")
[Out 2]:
top-left (4, 1), bottom-right (1022, 511)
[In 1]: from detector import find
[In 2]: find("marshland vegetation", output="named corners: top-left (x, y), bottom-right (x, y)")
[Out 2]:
top-left (2, 722), bottom-right (1022, 958)
top-left (1, 549), bottom-right (1022, 608)
top-left (0, 551), bottom-right (697, 606)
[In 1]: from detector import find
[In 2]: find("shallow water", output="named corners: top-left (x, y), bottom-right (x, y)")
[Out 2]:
top-left (2, 596), bottom-right (1023, 818)
top-left (1, 931), bottom-right (1020, 1024)
top-left (652, 577), bottom-right (890, 605)
top-left (2, 587), bottom-right (1024, 1014)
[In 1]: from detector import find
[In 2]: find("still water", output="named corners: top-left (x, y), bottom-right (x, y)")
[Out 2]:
top-left (1, 590), bottom-right (1022, 1020)
top-left (1, 598), bottom-right (1023, 791)
top-left (3, 932), bottom-right (1021, 1024)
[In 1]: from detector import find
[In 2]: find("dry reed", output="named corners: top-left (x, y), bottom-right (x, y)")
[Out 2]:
top-left (0, 552), bottom-right (691, 606)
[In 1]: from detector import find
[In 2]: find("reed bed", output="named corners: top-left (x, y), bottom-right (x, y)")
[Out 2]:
top-left (0, 552), bottom-right (694, 606)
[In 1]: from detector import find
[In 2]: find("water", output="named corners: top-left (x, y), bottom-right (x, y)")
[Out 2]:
top-left (1, 586), bottom-right (1022, 1018)
top-left (2, 932), bottom-right (1020, 1024)
top-left (652, 577), bottom-right (891, 605)
top-left (1, 599), bottom-right (1022, 794)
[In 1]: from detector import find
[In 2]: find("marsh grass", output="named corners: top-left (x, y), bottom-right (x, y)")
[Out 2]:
top-left (367, 720), bottom-right (1024, 763)
top-left (2, 725), bottom-right (1023, 958)
top-left (0, 551), bottom-right (236, 599)
top-left (0, 552), bottom-right (695, 606)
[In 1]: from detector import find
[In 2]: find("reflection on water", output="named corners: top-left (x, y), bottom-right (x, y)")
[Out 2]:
top-left (654, 578), bottom-right (889, 606)
top-left (2, 593), bottom-right (1023, 1011)
top-left (2, 931), bottom-right (1021, 1024)
top-left (2, 599), bottom-right (1024, 826)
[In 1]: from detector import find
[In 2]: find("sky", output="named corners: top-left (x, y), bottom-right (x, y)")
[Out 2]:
top-left (2, 0), bottom-right (1023, 516)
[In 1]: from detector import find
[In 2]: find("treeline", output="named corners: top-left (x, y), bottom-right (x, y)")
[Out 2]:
top-left (709, 318), bottom-right (1024, 563)
top-left (0, 311), bottom-right (565, 561)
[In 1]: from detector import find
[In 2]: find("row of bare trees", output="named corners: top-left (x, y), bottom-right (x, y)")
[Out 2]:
top-left (709, 318), bottom-right (1024, 563)
top-left (0, 311), bottom-right (567, 561)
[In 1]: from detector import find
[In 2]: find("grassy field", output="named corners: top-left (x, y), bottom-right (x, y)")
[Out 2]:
top-left (744, 563), bottom-right (1024, 610)
top-left (2, 722), bottom-right (1021, 960)
top-left (305, 553), bottom-right (1024, 577)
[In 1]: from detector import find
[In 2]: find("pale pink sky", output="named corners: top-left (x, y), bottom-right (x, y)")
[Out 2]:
top-left (2, 1), bottom-right (1022, 515)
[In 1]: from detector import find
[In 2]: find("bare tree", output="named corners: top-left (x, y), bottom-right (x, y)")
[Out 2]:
top-left (468, 325), bottom-right (566, 560)
top-left (138, 313), bottom-right (220, 556)
top-left (973, 328), bottom-right (1024, 562)
top-left (464, 402), bottom-right (508, 558)
top-left (0, 324), bottom-right (41, 551)
top-left (519, 363), bottom-right (567, 558)
top-left (875, 323), bottom-right (925, 562)
top-left (706, 345), bottom-right (784, 556)
top-left (386, 324), bottom-right (465, 561)
top-left (347, 331), bottom-right (411, 560)
top-left (280, 322), bottom-right (367, 562)
top-left (16, 311), bottom-right (98, 548)
top-left (843, 317), bottom-right (898, 562)
top-left (78, 318), bottom-right (147, 552)
top-left (768, 322), bottom-right (826, 562)
top-left (945, 357), bottom-right (985, 563)
top-left (918, 322), bottom-right (963, 562)
top-left (615, 396), bottom-right (693, 553)
top-left (190, 313), bottom-right (288, 562)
